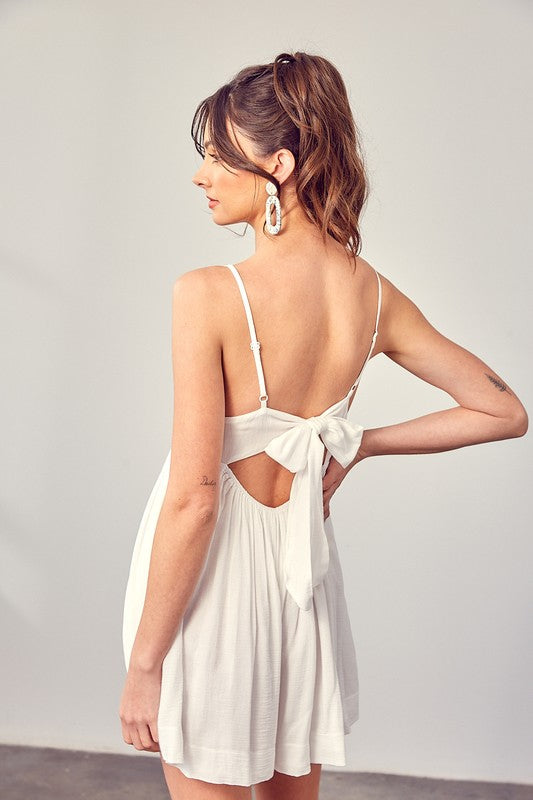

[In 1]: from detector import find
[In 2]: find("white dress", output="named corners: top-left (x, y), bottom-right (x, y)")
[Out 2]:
top-left (122, 262), bottom-right (382, 786)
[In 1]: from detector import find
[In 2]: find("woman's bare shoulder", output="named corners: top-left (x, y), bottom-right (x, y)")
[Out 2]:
top-left (171, 265), bottom-right (233, 327)
top-left (176, 263), bottom-right (231, 282)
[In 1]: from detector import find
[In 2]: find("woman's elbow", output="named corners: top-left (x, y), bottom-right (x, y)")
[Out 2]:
top-left (508, 404), bottom-right (529, 438)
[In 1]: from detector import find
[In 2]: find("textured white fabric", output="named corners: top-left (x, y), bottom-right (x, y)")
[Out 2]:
top-left (122, 262), bottom-right (382, 786)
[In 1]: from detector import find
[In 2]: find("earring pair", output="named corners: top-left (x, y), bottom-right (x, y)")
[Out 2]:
top-left (265, 181), bottom-right (281, 235)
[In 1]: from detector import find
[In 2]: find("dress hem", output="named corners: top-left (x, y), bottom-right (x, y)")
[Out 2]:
top-left (158, 696), bottom-right (359, 787)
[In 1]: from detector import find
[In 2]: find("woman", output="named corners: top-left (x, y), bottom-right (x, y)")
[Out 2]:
top-left (119, 51), bottom-right (528, 800)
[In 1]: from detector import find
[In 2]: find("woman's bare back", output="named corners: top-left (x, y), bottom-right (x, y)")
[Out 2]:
top-left (217, 251), bottom-right (383, 508)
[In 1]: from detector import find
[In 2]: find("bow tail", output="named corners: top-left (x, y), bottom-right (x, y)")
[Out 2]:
top-left (284, 438), bottom-right (330, 613)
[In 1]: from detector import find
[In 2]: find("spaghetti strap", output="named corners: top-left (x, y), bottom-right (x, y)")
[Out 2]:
top-left (350, 267), bottom-right (382, 391)
top-left (374, 268), bottom-right (382, 333)
top-left (225, 264), bottom-right (268, 408)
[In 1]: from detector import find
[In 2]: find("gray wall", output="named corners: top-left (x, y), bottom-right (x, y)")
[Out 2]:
top-left (1, 0), bottom-right (531, 785)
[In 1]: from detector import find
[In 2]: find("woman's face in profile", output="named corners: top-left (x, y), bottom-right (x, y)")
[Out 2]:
top-left (191, 121), bottom-right (266, 230)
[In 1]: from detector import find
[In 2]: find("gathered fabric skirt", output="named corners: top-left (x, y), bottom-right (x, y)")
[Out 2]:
top-left (122, 455), bottom-right (359, 787)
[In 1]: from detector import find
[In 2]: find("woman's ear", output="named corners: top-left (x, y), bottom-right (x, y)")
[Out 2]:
top-left (269, 148), bottom-right (296, 186)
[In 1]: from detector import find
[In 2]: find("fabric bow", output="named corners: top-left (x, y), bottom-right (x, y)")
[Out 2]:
top-left (264, 415), bottom-right (364, 612)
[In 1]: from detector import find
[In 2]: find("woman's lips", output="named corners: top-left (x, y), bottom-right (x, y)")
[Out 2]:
top-left (208, 199), bottom-right (219, 208)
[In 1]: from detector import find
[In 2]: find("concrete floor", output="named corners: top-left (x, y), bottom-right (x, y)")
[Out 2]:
top-left (1, 745), bottom-right (532, 800)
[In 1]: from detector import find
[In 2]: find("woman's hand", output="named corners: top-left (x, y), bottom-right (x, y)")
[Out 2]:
top-left (322, 438), bottom-right (368, 520)
top-left (119, 661), bottom-right (162, 753)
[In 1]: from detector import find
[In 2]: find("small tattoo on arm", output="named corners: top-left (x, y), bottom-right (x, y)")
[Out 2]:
top-left (200, 475), bottom-right (217, 486)
top-left (484, 373), bottom-right (513, 395)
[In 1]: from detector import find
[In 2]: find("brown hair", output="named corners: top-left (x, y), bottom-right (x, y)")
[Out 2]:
top-left (190, 51), bottom-right (369, 271)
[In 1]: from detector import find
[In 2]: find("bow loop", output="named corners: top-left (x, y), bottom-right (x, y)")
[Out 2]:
top-left (320, 418), bottom-right (364, 468)
top-left (264, 423), bottom-right (313, 472)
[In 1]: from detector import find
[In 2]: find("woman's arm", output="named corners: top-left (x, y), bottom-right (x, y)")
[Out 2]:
top-left (120, 269), bottom-right (226, 752)
top-left (128, 268), bottom-right (226, 674)
top-left (355, 271), bottom-right (528, 464)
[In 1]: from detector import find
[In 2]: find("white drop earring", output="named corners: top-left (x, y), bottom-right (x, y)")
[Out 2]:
top-left (265, 181), bottom-right (281, 235)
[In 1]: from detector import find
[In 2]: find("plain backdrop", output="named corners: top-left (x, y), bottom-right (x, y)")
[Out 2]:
top-left (1, 0), bottom-right (532, 786)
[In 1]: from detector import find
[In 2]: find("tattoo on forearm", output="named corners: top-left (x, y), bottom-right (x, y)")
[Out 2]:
top-left (200, 475), bottom-right (216, 486)
top-left (484, 373), bottom-right (513, 395)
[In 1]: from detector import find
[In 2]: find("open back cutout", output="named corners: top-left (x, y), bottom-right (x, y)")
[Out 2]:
top-left (223, 263), bottom-right (382, 509)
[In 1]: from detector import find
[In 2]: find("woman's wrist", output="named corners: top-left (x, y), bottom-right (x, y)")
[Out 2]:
top-left (129, 643), bottom-right (164, 674)
top-left (357, 428), bottom-right (376, 461)
top-left (346, 429), bottom-right (374, 472)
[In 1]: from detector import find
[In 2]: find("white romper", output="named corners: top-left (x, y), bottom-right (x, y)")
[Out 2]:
top-left (122, 262), bottom-right (382, 786)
